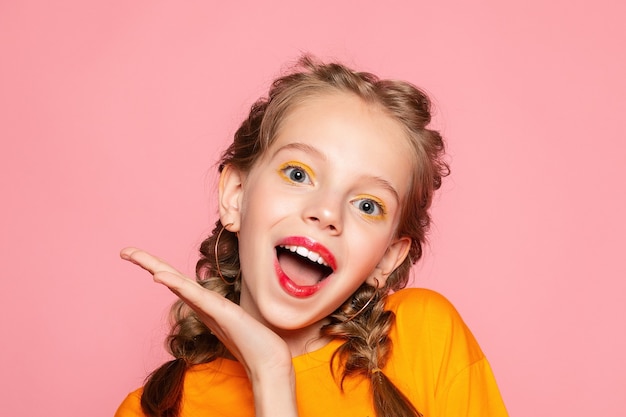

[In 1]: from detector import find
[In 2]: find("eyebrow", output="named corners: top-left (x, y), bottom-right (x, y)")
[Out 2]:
top-left (368, 176), bottom-right (401, 205)
top-left (272, 142), bottom-right (402, 204)
top-left (271, 142), bottom-right (326, 161)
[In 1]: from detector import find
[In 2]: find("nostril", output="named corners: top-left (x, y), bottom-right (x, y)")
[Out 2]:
top-left (304, 206), bottom-right (341, 233)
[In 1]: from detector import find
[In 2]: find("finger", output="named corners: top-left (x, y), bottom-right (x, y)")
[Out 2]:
top-left (152, 270), bottom-right (243, 325)
top-left (153, 270), bottom-right (244, 349)
top-left (154, 270), bottom-right (233, 313)
top-left (120, 247), bottom-right (181, 276)
top-left (153, 270), bottom-right (203, 298)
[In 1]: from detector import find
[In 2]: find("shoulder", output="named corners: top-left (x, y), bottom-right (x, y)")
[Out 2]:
top-left (386, 287), bottom-right (463, 325)
top-left (384, 289), bottom-right (509, 416)
top-left (385, 288), bottom-right (485, 365)
top-left (114, 388), bottom-right (144, 417)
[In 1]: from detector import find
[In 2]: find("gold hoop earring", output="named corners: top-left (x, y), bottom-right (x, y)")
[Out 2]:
top-left (215, 223), bottom-right (238, 285)
top-left (344, 283), bottom-right (379, 323)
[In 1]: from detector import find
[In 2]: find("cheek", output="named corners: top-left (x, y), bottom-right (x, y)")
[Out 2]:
top-left (239, 186), bottom-right (295, 238)
top-left (349, 231), bottom-right (389, 269)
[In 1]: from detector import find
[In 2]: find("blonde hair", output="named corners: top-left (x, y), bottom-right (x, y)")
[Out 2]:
top-left (140, 56), bottom-right (449, 417)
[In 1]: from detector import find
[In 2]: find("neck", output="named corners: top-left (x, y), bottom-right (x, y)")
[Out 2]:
top-left (274, 326), bottom-right (332, 357)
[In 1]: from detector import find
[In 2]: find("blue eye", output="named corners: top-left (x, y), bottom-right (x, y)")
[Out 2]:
top-left (352, 197), bottom-right (385, 218)
top-left (281, 165), bottom-right (312, 184)
top-left (288, 167), bottom-right (306, 182)
top-left (358, 200), bottom-right (377, 215)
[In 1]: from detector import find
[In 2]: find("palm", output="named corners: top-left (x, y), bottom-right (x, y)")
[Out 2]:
top-left (120, 247), bottom-right (292, 380)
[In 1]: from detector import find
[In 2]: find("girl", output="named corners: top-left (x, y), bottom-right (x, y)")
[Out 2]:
top-left (116, 56), bottom-right (508, 417)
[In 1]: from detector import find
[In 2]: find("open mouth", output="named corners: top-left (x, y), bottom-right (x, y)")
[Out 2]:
top-left (276, 245), bottom-right (334, 287)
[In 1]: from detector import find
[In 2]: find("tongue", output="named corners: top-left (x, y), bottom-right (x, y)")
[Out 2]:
top-left (278, 251), bottom-right (324, 286)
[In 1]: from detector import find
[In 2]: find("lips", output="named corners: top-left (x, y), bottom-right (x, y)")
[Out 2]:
top-left (275, 236), bottom-right (336, 298)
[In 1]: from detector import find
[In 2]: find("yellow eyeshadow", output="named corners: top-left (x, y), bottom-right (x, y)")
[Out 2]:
top-left (353, 194), bottom-right (387, 220)
top-left (277, 161), bottom-right (316, 182)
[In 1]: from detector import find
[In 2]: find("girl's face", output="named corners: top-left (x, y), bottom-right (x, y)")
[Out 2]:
top-left (219, 91), bottom-right (414, 341)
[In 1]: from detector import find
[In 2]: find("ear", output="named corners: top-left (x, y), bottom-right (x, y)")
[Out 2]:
top-left (218, 164), bottom-right (244, 232)
top-left (366, 236), bottom-right (412, 288)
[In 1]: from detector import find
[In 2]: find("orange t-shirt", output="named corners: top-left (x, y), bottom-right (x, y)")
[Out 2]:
top-left (115, 288), bottom-right (508, 416)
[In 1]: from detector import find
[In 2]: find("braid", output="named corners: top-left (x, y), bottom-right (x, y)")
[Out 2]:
top-left (140, 221), bottom-right (241, 417)
top-left (139, 72), bottom-right (267, 417)
top-left (323, 285), bottom-right (422, 417)
top-left (138, 56), bottom-right (447, 417)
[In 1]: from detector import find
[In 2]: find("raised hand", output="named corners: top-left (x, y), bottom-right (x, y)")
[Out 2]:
top-left (120, 247), bottom-right (298, 417)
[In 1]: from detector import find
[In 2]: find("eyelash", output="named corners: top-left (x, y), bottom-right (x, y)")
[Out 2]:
top-left (278, 161), bottom-right (314, 185)
top-left (351, 195), bottom-right (387, 220)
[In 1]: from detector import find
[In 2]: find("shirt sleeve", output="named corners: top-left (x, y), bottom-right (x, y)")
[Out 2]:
top-left (388, 289), bottom-right (509, 417)
top-left (437, 356), bottom-right (509, 417)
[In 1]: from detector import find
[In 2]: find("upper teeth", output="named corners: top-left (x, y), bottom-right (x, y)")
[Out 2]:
top-left (281, 245), bottom-right (329, 267)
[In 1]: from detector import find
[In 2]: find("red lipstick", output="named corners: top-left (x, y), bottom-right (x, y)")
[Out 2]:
top-left (277, 236), bottom-right (337, 270)
top-left (274, 236), bottom-right (336, 298)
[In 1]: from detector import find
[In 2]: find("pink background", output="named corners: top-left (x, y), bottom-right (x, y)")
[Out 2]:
top-left (1, 1), bottom-right (625, 415)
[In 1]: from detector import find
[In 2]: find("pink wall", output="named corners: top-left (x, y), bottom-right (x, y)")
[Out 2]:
top-left (1, 1), bottom-right (625, 415)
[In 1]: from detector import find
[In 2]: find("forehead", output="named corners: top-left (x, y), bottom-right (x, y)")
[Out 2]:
top-left (274, 90), bottom-right (411, 143)
top-left (266, 91), bottom-right (415, 196)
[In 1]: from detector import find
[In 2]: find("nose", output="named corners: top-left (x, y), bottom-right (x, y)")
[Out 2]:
top-left (302, 191), bottom-right (343, 235)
